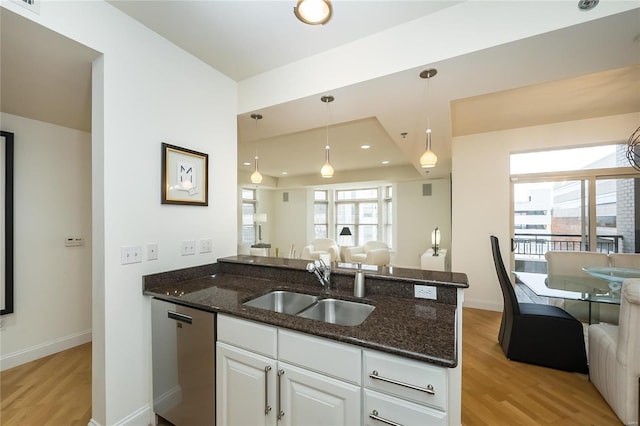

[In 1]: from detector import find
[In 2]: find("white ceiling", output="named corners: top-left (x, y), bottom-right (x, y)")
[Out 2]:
top-left (2, 2), bottom-right (639, 186)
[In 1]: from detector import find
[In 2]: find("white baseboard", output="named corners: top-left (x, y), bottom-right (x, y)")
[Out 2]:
top-left (463, 299), bottom-right (502, 312)
top-left (113, 404), bottom-right (154, 426)
top-left (0, 329), bottom-right (92, 371)
top-left (88, 405), bottom-right (153, 426)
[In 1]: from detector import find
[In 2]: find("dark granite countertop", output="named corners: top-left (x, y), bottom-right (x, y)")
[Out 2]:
top-left (143, 256), bottom-right (468, 368)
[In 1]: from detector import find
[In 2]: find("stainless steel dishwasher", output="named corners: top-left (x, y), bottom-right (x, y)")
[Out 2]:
top-left (151, 298), bottom-right (215, 425)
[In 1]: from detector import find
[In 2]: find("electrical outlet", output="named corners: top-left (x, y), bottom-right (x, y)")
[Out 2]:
top-left (147, 243), bottom-right (158, 261)
top-left (181, 240), bottom-right (196, 256)
top-left (121, 246), bottom-right (142, 265)
top-left (199, 238), bottom-right (212, 254)
top-left (414, 285), bottom-right (437, 300)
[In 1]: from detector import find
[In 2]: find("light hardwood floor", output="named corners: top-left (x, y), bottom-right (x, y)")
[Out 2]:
top-left (0, 309), bottom-right (621, 425)
top-left (0, 342), bottom-right (91, 426)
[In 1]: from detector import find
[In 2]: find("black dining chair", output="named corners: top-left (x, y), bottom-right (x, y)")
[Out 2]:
top-left (490, 235), bottom-right (588, 373)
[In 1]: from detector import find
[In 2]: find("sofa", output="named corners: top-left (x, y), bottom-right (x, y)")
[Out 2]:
top-left (589, 278), bottom-right (640, 425)
top-left (343, 241), bottom-right (390, 266)
top-left (301, 239), bottom-right (340, 263)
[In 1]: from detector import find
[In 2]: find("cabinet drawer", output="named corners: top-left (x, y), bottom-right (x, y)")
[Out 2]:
top-left (363, 350), bottom-right (447, 410)
top-left (364, 389), bottom-right (446, 426)
top-left (279, 330), bottom-right (361, 385)
top-left (217, 314), bottom-right (277, 358)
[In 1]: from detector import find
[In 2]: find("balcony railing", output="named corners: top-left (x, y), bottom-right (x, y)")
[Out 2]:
top-left (514, 233), bottom-right (623, 257)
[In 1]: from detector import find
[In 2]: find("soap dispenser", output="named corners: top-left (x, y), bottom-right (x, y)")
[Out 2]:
top-left (354, 264), bottom-right (365, 298)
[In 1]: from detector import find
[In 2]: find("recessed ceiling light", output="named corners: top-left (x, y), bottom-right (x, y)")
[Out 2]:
top-left (381, 160), bottom-right (390, 164)
top-left (577, 0), bottom-right (598, 10)
top-left (294, 0), bottom-right (332, 25)
top-left (361, 145), bottom-right (371, 149)
top-left (243, 162), bottom-right (251, 166)
top-left (281, 172), bottom-right (288, 175)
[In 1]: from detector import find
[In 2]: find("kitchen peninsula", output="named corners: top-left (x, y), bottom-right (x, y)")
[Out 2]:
top-left (144, 255), bottom-right (468, 425)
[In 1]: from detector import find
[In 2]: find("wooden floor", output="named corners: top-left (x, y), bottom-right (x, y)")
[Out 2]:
top-left (0, 309), bottom-right (621, 425)
top-left (0, 342), bottom-right (91, 426)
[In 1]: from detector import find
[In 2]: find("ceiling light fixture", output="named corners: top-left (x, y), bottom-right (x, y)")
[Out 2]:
top-left (320, 95), bottom-right (335, 178)
top-left (250, 113), bottom-right (263, 184)
top-left (294, 0), bottom-right (332, 25)
top-left (419, 68), bottom-right (438, 169)
top-left (361, 145), bottom-right (371, 149)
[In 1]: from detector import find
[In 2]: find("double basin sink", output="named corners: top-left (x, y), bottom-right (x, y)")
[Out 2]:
top-left (243, 290), bottom-right (375, 327)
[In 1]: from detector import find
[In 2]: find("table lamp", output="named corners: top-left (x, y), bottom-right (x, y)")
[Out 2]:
top-left (254, 213), bottom-right (267, 243)
top-left (431, 226), bottom-right (440, 256)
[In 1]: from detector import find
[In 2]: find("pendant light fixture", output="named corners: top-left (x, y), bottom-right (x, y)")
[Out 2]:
top-left (320, 95), bottom-right (334, 178)
top-left (250, 113), bottom-right (263, 184)
top-left (294, 0), bottom-right (332, 25)
top-left (419, 68), bottom-right (438, 169)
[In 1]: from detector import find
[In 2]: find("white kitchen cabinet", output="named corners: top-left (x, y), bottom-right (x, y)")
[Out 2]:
top-left (217, 314), bottom-right (455, 426)
top-left (364, 389), bottom-right (446, 426)
top-left (363, 349), bottom-right (448, 423)
top-left (217, 315), bottom-right (361, 426)
top-left (279, 362), bottom-right (361, 426)
top-left (216, 342), bottom-right (277, 426)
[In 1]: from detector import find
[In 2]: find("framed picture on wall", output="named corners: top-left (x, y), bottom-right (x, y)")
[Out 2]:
top-left (1, 130), bottom-right (14, 315)
top-left (161, 143), bottom-right (208, 206)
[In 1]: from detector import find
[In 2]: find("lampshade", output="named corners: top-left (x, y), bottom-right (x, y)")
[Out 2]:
top-left (321, 146), bottom-right (334, 178)
top-left (420, 129), bottom-right (437, 168)
top-left (294, 0), bottom-right (332, 25)
top-left (254, 213), bottom-right (267, 223)
top-left (251, 154), bottom-right (263, 183)
top-left (339, 227), bottom-right (352, 236)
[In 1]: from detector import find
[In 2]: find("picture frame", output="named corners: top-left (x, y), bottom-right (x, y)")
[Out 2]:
top-left (1, 130), bottom-right (14, 315)
top-left (161, 143), bottom-right (208, 206)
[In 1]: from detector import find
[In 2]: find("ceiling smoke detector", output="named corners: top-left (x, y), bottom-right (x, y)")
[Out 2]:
top-left (577, 0), bottom-right (599, 11)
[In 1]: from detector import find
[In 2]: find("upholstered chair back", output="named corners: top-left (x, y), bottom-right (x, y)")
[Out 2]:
top-left (610, 253), bottom-right (640, 269)
top-left (545, 251), bottom-right (609, 277)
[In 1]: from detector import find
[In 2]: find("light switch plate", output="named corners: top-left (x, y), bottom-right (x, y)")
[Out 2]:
top-left (121, 246), bottom-right (142, 265)
top-left (181, 240), bottom-right (196, 256)
top-left (199, 238), bottom-right (212, 253)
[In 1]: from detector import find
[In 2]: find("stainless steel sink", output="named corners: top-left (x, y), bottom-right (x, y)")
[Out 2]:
top-left (243, 290), bottom-right (318, 315)
top-left (297, 298), bottom-right (375, 326)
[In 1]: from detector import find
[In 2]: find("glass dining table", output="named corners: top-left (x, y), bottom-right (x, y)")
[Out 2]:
top-left (512, 267), bottom-right (640, 324)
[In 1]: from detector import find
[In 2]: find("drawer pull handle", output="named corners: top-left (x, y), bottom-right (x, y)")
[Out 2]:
top-left (167, 311), bottom-right (192, 324)
top-left (369, 370), bottom-right (435, 395)
top-left (369, 410), bottom-right (403, 426)
top-left (264, 365), bottom-right (272, 415)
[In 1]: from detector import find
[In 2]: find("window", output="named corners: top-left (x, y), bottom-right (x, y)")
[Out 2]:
top-left (336, 188), bottom-right (379, 246)
top-left (241, 188), bottom-right (256, 244)
top-left (511, 144), bottom-right (639, 273)
top-left (314, 190), bottom-right (328, 239)
top-left (384, 186), bottom-right (393, 248)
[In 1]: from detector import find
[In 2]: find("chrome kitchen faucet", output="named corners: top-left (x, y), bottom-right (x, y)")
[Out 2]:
top-left (306, 259), bottom-right (331, 290)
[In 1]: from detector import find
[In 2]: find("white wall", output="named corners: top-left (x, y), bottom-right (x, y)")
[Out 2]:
top-left (0, 113), bottom-right (92, 370)
top-left (395, 178), bottom-right (451, 268)
top-left (269, 188), bottom-right (311, 258)
top-left (1, 2), bottom-right (238, 425)
top-left (452, 112), bottom-right (640, 312)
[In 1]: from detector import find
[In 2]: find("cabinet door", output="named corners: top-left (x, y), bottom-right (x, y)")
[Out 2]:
top-left (216, 342), bottom-right (277, 426)
top-left (278, 362), bottom-right (361, 426)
